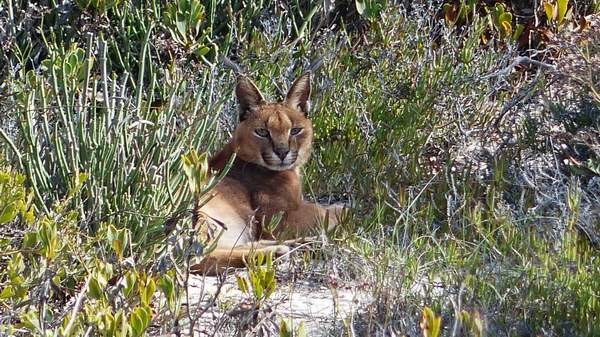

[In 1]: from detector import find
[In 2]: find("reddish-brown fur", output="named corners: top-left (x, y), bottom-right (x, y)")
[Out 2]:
top-left (191, 73), bottom-right (343, 274)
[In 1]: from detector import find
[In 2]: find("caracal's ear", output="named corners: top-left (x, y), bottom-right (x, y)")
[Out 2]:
top-left (285, 72), bottom-right (311, 116)
top-left (236, 75), bottom-right (265, 121)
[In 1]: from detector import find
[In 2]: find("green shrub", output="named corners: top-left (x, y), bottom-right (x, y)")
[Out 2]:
top-left (0, 165), bottom-right (157, 336)
top-left (163, 0), bottom-right (214, 59)
top-left (1, 30), bottom-right (222, 334)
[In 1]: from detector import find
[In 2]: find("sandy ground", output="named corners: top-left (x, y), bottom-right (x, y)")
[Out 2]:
top-left (151, 268), bottom-right (371, 336)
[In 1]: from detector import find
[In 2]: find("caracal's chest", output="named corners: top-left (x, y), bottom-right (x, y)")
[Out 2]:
top-left (200, 160), bottom-right (303, 246)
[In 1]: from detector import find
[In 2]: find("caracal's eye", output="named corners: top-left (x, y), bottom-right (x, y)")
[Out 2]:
top-left (290, 127), bottom-right (303, 136)
top-left (255, 128), bottom-right (270, 138)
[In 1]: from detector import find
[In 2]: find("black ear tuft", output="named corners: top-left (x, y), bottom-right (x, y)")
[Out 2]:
top-left (236, 75), bottom-right (265, 121)
top-left (285, 72), bottom-right (311, 116)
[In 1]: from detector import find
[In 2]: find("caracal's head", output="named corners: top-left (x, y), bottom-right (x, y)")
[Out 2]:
top-left (232, 73), bottom-right (314, 172)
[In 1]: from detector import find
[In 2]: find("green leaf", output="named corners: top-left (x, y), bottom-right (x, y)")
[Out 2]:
top-left (108, 225), bottom-right (129, 259)
top-left (0, 204), bottom-right (17, 224)
top-left (138, 306), bottom-right (152, 329)
top-left (21, 310), bottom-right (43, 334)
top-left (140, 278), bottom-right (156, 306)
top-left (129, 306), bottom-right (152, 337)
top-left (557, 0), bottom-right (569, 24)
top-left (68, 172), bottom-right (88, 198)
top-left (512, 23), bottom-right (525, 41)
top-left (88, 276), bottom-right (105, 300)
top-left (176, 20), bottom-right (187, 37)
top-left (252, 274), bottom-right (263, 300)
top-left (22, 207), bottom-right (35, 224)
top-left (181, 149), bottom-right (210, 195)
top-left (544, 1), bottom-right (556, 21)
top-left (421, 306), bottom-right (442, 337)
top-left (8, 253), bottom-right (25, 278)
top-left (38, 219), bottom-right (58, 260)
top-left (499, 12), bottom-right (512, 25)
top-left (236, 275), bottom-right (249, 294)
top-left (129, 310), bottom-right (143, 337)
top-left (279, 319), bottom-right (291, 337)
top-left (0, 286), bottom-right (14, 299)
top-left (355, 0), bottom-right (365, 15)
top-left (158, 274), bottom-right (174, 299)
top-left (123, 271), bottom-right (137, 298)
top-left (494, 2), bottom-right (505, 15)
top-left (194, 45), bottom-right (210, 57)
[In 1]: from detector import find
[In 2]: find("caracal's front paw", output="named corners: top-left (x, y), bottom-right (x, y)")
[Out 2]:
top-left (269, 244), bottom-right (291, 257)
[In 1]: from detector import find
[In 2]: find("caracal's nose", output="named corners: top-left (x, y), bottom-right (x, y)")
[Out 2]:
top-left (274, 147), bottom-right (289, 161)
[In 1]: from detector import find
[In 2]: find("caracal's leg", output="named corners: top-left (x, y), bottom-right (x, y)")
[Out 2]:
top-left (272, 201), bottom-right (345, 239)
top-left (190, 242), bottom-right (291, 275)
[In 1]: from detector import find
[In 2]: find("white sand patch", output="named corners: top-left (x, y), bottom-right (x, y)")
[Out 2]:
top-left (169, 272), bottom-right (371, 336)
